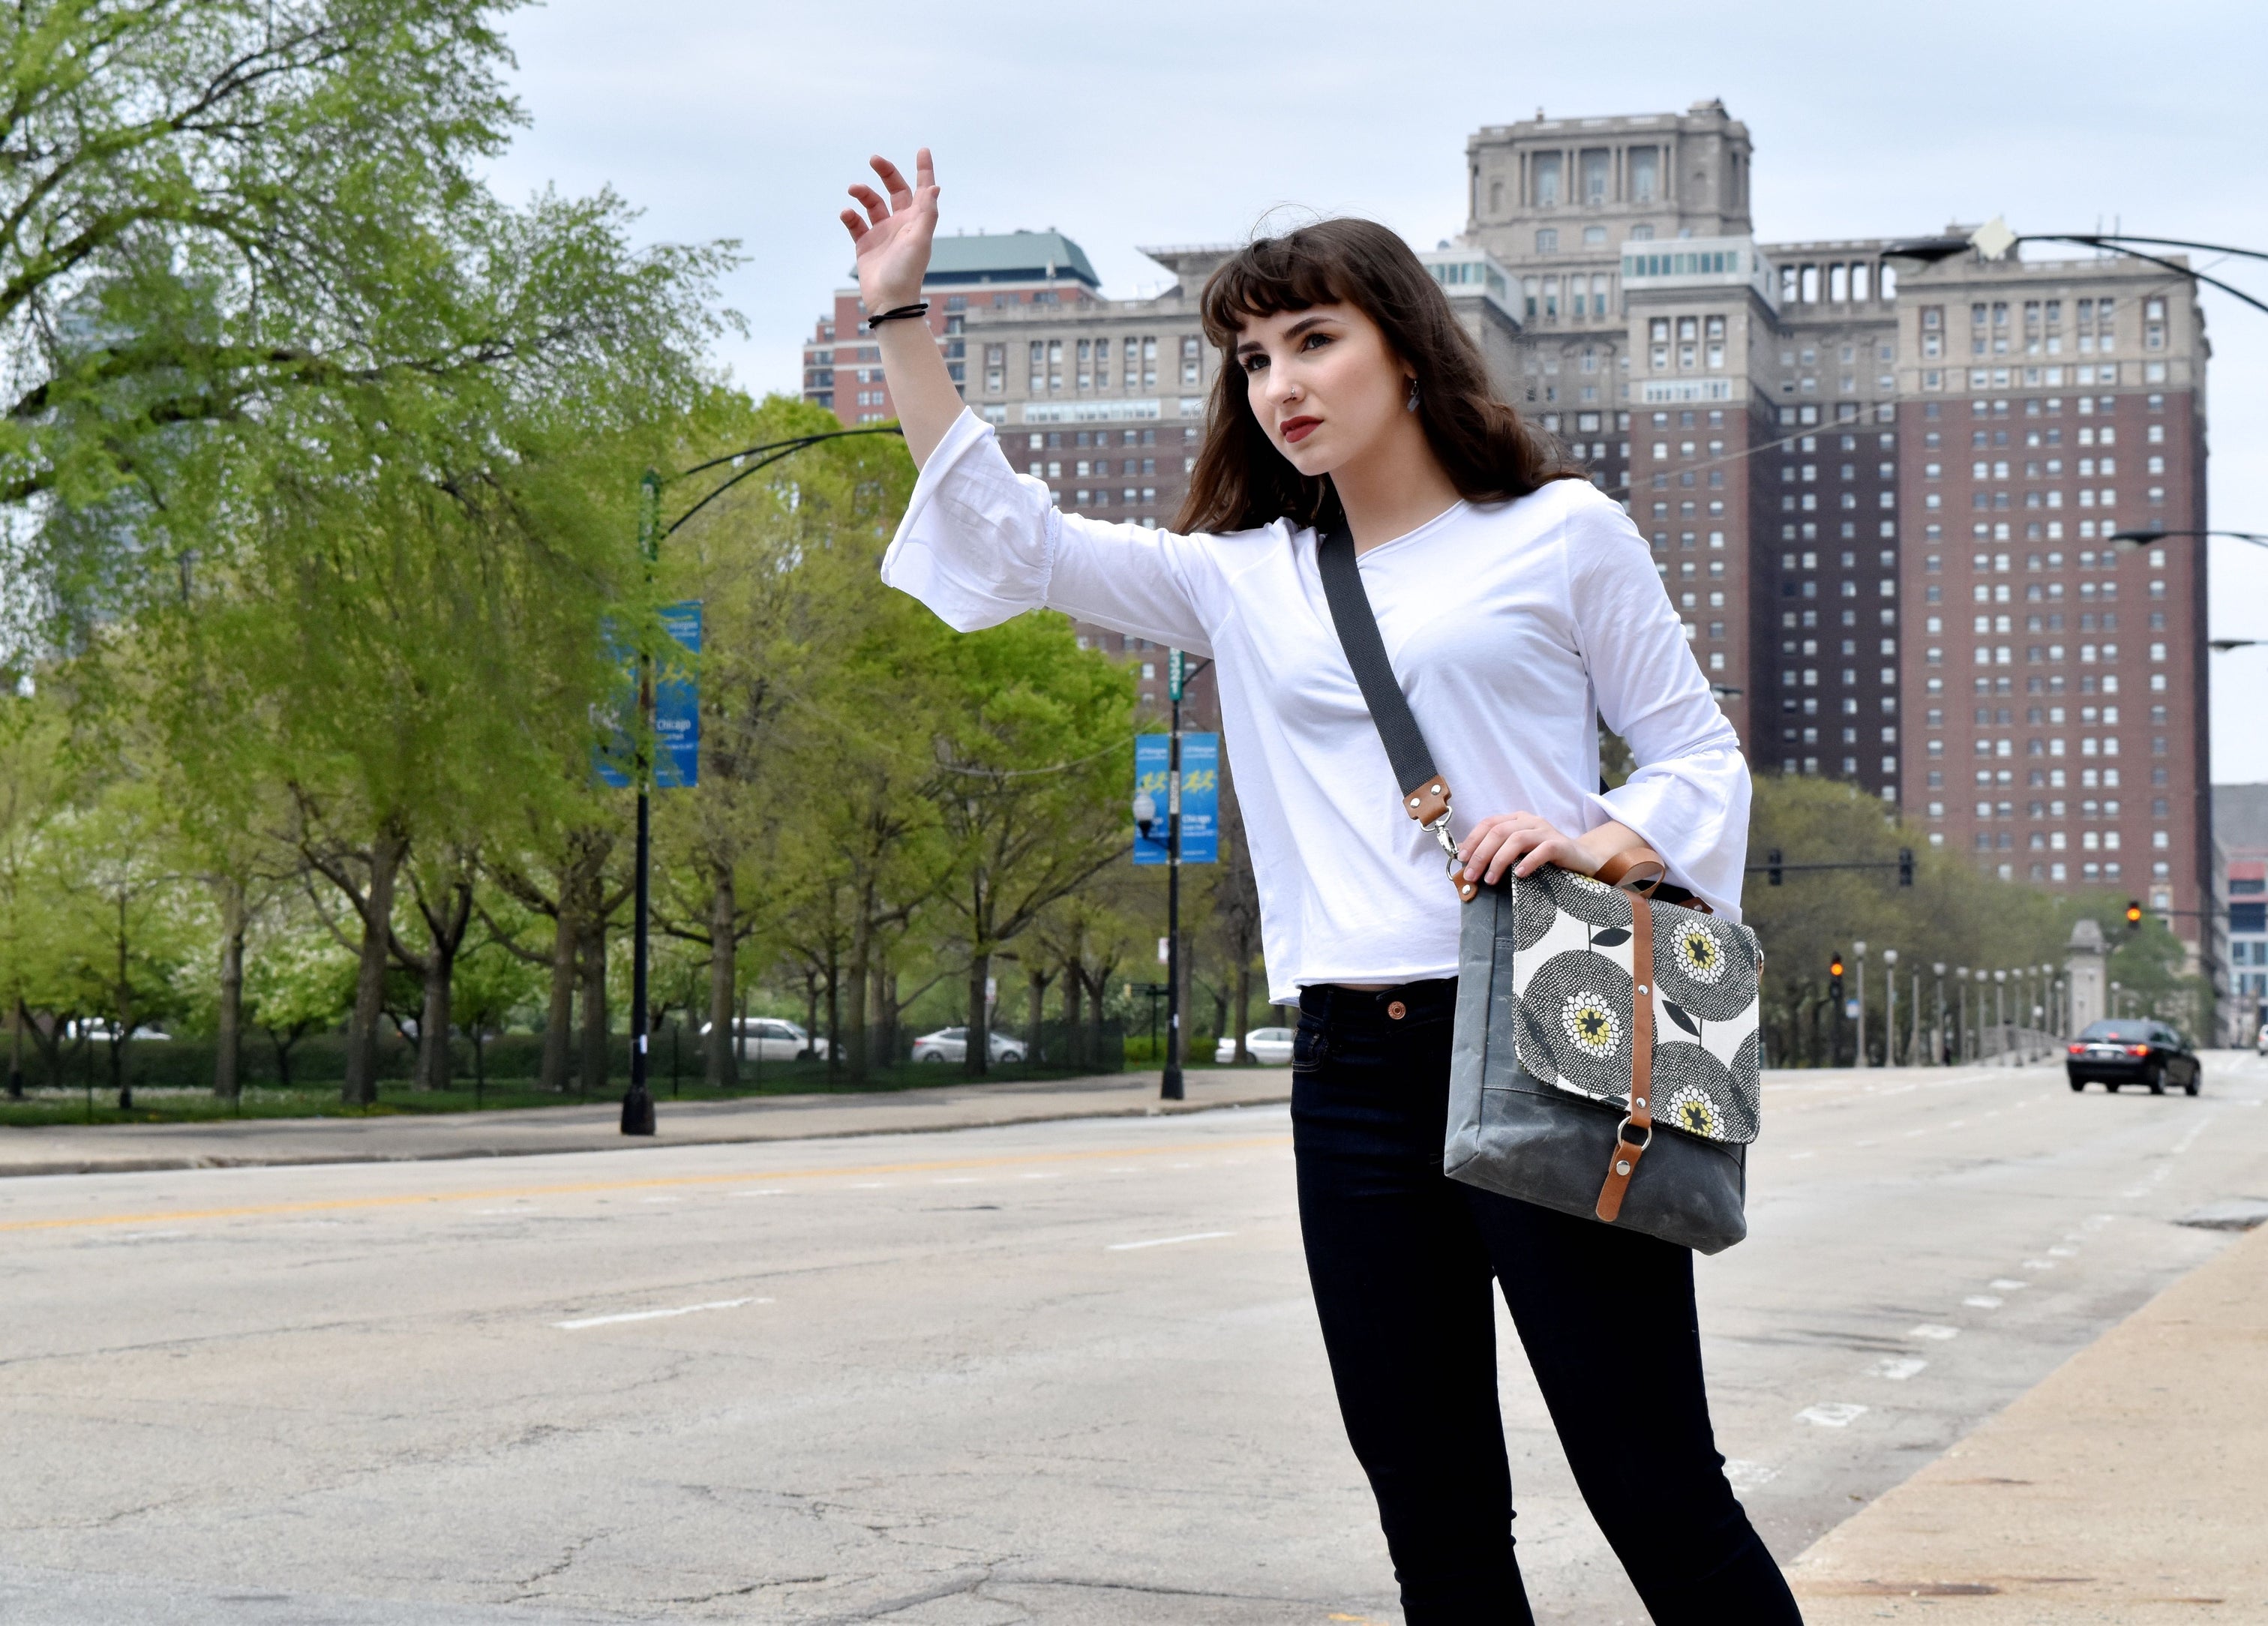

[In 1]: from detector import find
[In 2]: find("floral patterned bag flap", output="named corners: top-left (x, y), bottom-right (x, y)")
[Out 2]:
top-left (1508, 866), bottom-right (1763, 1146)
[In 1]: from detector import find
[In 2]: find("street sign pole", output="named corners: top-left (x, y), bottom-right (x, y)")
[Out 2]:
top-left (1162, 650), bottom-right (1186, 1100)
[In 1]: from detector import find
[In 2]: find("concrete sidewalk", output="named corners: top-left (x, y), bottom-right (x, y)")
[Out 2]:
top-left (1788, 1216), bottom-right (2268, 1622)
top-left (0, 1067), bottom-right (1294, 1178)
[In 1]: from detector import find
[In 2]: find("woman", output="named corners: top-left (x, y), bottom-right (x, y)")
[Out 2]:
top-left (842, 150), bottom-right (1800, 1624)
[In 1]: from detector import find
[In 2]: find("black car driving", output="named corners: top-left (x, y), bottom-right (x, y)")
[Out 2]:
top-left (2066, 1019), bottom-right (2201, 1095)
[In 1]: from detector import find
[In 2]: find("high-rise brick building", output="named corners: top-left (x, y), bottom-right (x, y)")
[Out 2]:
top-left (1463, 99), bottom-right (2212, 963)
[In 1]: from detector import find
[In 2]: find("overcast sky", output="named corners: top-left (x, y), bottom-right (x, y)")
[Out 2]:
top-left (484, 0), bottom-right (2268, 784)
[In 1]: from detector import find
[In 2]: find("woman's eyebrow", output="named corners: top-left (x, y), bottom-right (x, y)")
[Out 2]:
top-left (1235, 312), bottom-right (1336, 356)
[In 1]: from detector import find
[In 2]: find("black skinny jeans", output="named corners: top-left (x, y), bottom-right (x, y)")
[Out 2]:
top-left (1292, 978), bottom-right (1801, 1625)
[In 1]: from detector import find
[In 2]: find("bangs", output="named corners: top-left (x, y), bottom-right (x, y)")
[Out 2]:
top-left (1198, 233), bottom-right (1350, 350)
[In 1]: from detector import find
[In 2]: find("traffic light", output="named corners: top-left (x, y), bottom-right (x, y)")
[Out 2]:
top-left (1828, 954), bottom-right (1845, 1003)
top-left (1898, 847), bottom-right (1914, 887)
top-left (2125, 899), bottom-right (2144, 929)
top-left (1767, 847), bottom-right (1784, 886)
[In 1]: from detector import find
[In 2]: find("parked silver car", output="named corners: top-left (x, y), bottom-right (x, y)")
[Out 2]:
top-left (1214, 1026), bottom-right (1295, 1064)
top-left (698, 1017), bottom-right (828, 1061)
top-left (910, 1026), bottom-right (1027, 1064)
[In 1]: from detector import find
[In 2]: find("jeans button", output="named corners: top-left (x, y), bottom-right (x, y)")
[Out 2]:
top-left (1387, 1000), bottom-right (1407, 1021)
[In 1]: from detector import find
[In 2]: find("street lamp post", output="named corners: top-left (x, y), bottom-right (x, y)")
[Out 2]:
top-left (619, 424), bottom-right (905, 1136)
top-left (1974, 968), bottom-right (1990, 1061)
top-left (1994, 969), bottom-right (2008, 1060)
top-left (1883, 222), bottom-right (2268, 317)
top-left (1934, 962), bottom-right (1948, 1066)
top-left (1853, 940), bottom-right (1868, 1068)
top-left (1882, 948), bottom-right (1898, 1067)
top-left (1157, 651), bottom-right (1211, 1102)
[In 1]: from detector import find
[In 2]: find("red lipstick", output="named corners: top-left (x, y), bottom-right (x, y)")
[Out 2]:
top-left (1282, 416), bottom-right (1320, 444)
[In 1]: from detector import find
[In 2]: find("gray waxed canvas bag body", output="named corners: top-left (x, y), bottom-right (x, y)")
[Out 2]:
top-left (1316, 524), bottom-right (1758, 1255)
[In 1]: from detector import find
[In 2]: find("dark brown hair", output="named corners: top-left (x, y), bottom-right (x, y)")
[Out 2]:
top-left (1173, 218), bottom-right (1582, 536)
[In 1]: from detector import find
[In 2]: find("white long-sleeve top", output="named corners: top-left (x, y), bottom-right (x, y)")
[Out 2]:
top-left (882, 409), bottom-right (1750, 1004)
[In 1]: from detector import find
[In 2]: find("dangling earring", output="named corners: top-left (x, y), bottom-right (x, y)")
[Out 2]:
top-left (1405, 377), bottom-right (1421, 413)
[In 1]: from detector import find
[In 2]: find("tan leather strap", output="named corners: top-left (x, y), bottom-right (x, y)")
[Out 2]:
top-left (1594, 893), bottom-right (1654, 1224)
top-left (1592, 845), bottom-right (1668, 895)
top-left (1402, 775), bottom-right (1450, 827)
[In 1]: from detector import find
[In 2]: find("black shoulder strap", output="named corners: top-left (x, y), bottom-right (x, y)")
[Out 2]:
top-left (1314, 524), bottom-right (1441, 806)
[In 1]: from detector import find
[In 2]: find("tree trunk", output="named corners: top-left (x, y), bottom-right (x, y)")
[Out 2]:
top-left (1026, 967), bottom-right (1049, 1066)
top-left (965, 950), bottom-right (990, 1077)
top-left (214, 877), bottom-right (245, 1101)
top-left (541, 910), bottom-right (576, 1093)
top-left (845, 890), bottom-right (873, 1085)
top-left (1081, 964), bottom-right (1110, 1072)
top-left (344, 824), bottom-right (406, 1106)
top-left (112, 893), bottom-right (134, 1108)
top-left (7, 998), bottom-right (24, 1100)
top-left (802, 968), bottom-right (820, 1059)
top-left (824, 939), bottom-right (841, 1083)
top-left (578, 910), bottom-right (608, 1099)
top-left (706, 862), bottom-right (737, 1090)
top-left (876, 965), bottom-right (898, 1069)
top-left (1062, 960), bottom-right (1084, 1069)
top-left (416, 942), bottom-right (454, 1090)
top-left (1232, 956), bottom-right (1252, 1064)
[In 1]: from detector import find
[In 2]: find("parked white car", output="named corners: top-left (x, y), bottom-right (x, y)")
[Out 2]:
top-left (698, 1016), bottom-right (828, 1061)
top-left (910, 1026), bottom-right (1027, 1064)
top-left (1215, 1026), bottom-right (1295, 1065)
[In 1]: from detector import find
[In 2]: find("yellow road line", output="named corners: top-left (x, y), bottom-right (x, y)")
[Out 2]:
top-left (0, 1136), bottom-right (1293, 1236)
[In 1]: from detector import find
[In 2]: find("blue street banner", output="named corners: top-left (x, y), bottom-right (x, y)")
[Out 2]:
top-left (595, 601), bottom-right (702, 790)
top-left (1132, 733), bottom-right (1218, 866)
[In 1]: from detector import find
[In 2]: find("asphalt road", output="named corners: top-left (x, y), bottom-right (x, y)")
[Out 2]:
top-left (2, 1052), bottom-right (2264, 1626)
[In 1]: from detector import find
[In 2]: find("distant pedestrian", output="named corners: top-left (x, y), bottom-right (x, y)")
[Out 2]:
top-left (838, 149), bottom-right (1799, 1624)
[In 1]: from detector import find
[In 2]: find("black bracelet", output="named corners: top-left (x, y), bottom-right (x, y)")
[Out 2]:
top-left (863, 302), bottom-right (929, 330)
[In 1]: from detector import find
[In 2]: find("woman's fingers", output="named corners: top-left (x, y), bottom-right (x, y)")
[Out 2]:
top-left (838, 208), bottom-right (867, 244)
top-left (847, 182), bottom-right (890, 227)
top-left (871, 153), bottom-right (914, 209)
top-left (913, 146), bottom-right (937, 197)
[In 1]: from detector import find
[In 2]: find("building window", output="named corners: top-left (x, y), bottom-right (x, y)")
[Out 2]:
top-left (1580, 148), bottom-right (1610, 204)
top-left (1629, 147), bottom-right (1658, 202)
top-left (1536, 228), bottom-right (1558, 255)
top-left (1534, 152), bottom-right (1562, 206)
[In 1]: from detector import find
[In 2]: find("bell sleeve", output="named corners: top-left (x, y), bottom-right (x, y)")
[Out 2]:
top-left (880, 409), bottom-right (1218, 655)
top-left (1564, 488), bottom-right (1754, 920)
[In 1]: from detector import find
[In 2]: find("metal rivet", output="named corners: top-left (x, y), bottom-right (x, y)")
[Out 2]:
top-left (1637, 983), bottom-right (1649, 994)
top-left (1615, 1160), bottom-right (1631, 1176)
top-left (1408, 796), bottom-right (1420, 807)
top-left (1635, 1096), bottom-right (1647, 1109)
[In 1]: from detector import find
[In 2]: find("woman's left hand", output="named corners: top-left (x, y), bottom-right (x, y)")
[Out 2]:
top-left (1456, 812), bottom-right (1606, 887)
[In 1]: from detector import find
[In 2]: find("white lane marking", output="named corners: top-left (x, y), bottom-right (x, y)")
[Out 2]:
top-left (2047, 1245), bottom-right (2077, 1257)
top-left (1789, 1150), bottom-right (1816, 1161)
top-left (1964, 1294), bottom-right (2005, 1310)
top-left (849, 1182), bottom-right (888, 1190)
top-left (1799, 1402), bottom-right (1868, 1427)
top-left (1854, 1138), bottom-right (1879, 1148)
top-left (1107, 1231), bottom-right (1234, 1252)
top-left (2022, 1259), bottom-right (2058, 1270)
top-left (116, 1230), bottom-right (192, 1240)
top-left (554, 1297), bottom-right (770, 1330)
top-left (730, 1190), bottom-right (789, 1197)
top-left (1021, 1172), bottom-right (1061, 1181)
top-left (474, 1209), bottom-right (536, 1216)
top-left (1106, 1166), bottom-right (1141, 1173)
top-left (934, 1177), bottom-right (980, 1185)
top-left (1724, 1458), bottom-right (1780, 1490)
top-left (1909, 1324), bottom-right (1961, 1341)
top-left (641, 1196), bottom-right (681, 1204)
top-left (1871, 1357), bottom-right (1930, 1381)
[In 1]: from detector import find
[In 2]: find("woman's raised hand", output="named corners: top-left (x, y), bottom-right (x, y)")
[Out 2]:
top-left (839, 149), bottom-right (940, 314)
